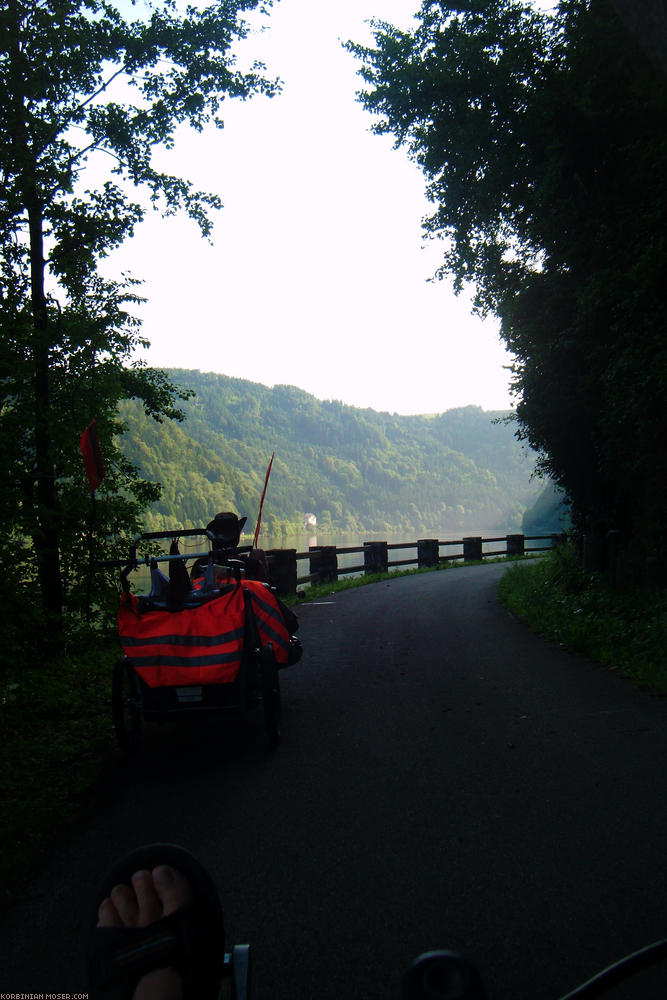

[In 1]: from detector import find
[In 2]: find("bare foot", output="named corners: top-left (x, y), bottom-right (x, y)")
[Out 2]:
top-left (97, 865), bottom-right (193, 1000)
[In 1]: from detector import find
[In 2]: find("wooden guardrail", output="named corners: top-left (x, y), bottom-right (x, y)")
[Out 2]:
top-left (264, 533), bottom-right (565, 596)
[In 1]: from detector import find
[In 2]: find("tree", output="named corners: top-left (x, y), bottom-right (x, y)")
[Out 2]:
top-left (347, 0), bottom-right (667, 572)
top-left (0, 0), bottom-right (280, 621)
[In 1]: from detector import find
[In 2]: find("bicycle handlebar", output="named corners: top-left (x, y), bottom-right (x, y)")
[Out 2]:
top-left (402, 938), bottom-right (667, 999)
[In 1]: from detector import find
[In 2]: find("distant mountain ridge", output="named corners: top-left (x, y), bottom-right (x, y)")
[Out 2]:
top-left (118, 369), bottom-right (543, 538)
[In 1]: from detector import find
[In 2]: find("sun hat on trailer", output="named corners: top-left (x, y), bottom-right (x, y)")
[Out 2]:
top-left (205, 512), bottom-right (247, 549)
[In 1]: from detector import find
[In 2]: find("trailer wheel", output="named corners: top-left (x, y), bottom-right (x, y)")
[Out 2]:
top-left (260, 645), bottom-right (281, 748)
top-left (112, 657), bottom-right (142, 752)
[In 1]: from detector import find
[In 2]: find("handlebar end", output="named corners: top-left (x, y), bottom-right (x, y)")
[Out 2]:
top-left (402, 951), bottom-right (486, 1000)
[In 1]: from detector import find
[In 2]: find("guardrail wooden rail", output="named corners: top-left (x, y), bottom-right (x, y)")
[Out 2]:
top-left (264, 533), bottom-right (565, 596)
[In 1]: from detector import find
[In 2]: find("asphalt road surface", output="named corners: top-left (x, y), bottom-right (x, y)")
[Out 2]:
top-left (3, 563), bottom-right (667, 999)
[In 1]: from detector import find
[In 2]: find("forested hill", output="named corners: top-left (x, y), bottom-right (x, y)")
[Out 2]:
top-left (118, 369), bottom-right (542, 538)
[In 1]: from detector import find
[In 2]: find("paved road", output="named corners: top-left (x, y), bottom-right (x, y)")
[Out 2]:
top-left (3, 564), bottom-right (667, 998)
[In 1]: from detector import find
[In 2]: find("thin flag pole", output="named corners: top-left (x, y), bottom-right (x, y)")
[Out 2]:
top-left (85, 493), bottom-right (96, 621)
top-left (253, 453), bottom-right (274, 550)
top-left (80, 420), bottom-right (105, 620)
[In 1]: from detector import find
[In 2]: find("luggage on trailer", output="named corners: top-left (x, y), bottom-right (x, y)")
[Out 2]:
top-left (118, 578), bottom-right (293, 689)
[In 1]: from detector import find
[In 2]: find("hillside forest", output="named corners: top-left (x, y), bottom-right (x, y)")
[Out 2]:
top-left (119, 370), bottom-right (550, 541)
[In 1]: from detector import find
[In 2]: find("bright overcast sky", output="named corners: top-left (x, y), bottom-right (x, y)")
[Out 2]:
top-left (108, 0), bottom-right (554, 416)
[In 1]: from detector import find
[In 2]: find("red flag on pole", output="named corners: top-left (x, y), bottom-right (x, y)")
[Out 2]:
top-left (253, 453), bottom-right (274, 549)
top-left (80, 419), bottom-right (105, 495)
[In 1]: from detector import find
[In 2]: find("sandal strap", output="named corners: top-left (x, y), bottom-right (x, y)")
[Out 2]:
top-left (90, 905), bottom-right (197, 994)
top-left (87, 845), bottom-right (226, 1000)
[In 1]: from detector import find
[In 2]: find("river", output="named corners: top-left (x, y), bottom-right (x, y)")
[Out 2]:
top-left (128, 526), bottom-right (529, 593)
top-left (256, 527), bottom-right (526, 582)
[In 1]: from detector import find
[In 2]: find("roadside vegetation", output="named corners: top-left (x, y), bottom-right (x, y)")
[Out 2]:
top-left (0, 631), bottom-right (117, 909)
top-left (498, 545), bottom-right (667, 695)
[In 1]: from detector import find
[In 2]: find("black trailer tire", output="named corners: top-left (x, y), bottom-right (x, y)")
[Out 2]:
top-left (260, 645), bottom-right (281, 749)
top-left (112, 657), bottom-right (142, 753)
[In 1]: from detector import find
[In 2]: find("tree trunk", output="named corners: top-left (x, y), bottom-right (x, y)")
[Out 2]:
top-left (27, 188), bottom-right (63, 620)
top-left (8, 2), bottom-right (63, 622)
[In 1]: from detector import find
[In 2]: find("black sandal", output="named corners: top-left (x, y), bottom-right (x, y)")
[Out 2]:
top-left (87, 843), bottom-right (250, 1000)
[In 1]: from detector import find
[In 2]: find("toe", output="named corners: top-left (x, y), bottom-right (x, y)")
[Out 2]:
top-left (97, 895), bottom-right (123, 928)
top-left (131, 869), bottom-right (164, 927)
top-left (151, 865), bottom-right (193, 916)
top-left (109, 882), bottom-right (140, 927)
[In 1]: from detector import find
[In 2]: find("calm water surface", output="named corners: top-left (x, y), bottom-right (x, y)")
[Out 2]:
top-left (258, 528), bottom-right (523, 581)
top-left (130, 527), bottom-right (525, 592)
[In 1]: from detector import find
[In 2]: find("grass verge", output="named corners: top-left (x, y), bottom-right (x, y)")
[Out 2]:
top-left (283, 554), bottom-right (525, 606)
top-left (0, 636), bottom-right (119, 909)
top-left (498, 545), bottom-right (667, 694)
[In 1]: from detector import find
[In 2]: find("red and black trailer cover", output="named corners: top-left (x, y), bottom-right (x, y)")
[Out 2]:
top-left (118, 579), bottom-right (290, 688)
top-left (240, 579), bottom-right (291, 667)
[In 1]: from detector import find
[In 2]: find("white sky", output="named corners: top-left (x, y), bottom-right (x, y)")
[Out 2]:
top-left (108, 0), bottom-right (553, 416)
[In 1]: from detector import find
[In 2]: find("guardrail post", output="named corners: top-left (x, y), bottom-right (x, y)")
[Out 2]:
top-left (266, 548), bottom-right (297, 596)
top-left (417, 539), bottom-right (440, 568)
top-left (364, 541), bottom-right (388, 575)
top-left (310, 545), bottom-right (338, 584)
top-left (507, 534), bottom-right (525, 557)
top-left (463, 536), bottom-right (483, 562)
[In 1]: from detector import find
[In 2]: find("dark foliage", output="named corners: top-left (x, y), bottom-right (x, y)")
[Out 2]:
top-left (346, 0), bottom-right (667, 579)
top-left (0, 0), bottom-right (279, 640)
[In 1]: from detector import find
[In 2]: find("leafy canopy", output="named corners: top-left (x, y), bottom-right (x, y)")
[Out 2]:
top-left (0, 0), bottom-right (280, 627)
top-left (346, 0), bottom-right (667, 570)
top-left (1, 0), bottom-right (280, 276)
